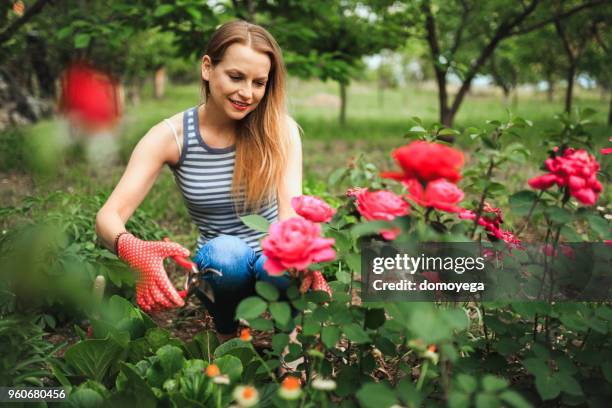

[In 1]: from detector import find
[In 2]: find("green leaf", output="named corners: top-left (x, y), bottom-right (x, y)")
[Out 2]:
top-left (456, 373), bottom-right (478, 393)
top-left (356, 382), bottom-right (398, 408)
top-left (481, 375), bottom-right (508, 392)
top-left (186, 331), bottom-right (219, 361)
top-left (343, 323), bottom-right (371, 344)
top-left (269, 302), bottom-right (291, 326)
top-left (56, 26), bottom-right (73, 40)
top-left (448, 391), bottom-right (471, 408)
top-left (586, 215), bottom-right (609, 239)
top-left (214, 355), bottom-right (243, 383)
top-left (535, 374), bottom-right (561, 400)
top-left (364, 308), bottom-right (386, 330)
top-left (74, 33), bottom-right (91, 49)
top-left (116, 362), bottom-right (157, 408)
top-left (509, 191), bottom-right (539, 216)
top-left (321, 326), bottom-right (340, 348)
top-left (601, 361), bottom-right (612, 383)
top-left (475, 393), bottom-right (500, 408)
top-left (350, 220), bottom-right (393, 239)
top-left (255, 281), bottom-right (279, 301)
top-left (236, 296), bottom-right (267, 320)
top-left (556, 372), bottom-right (582, 396)
top-left (249, 317), bottom-right (274, 331)
top-left (546, 208), bottom-right (572, 225)
top-left (156, 345), bottom-right (184, 378)
top-left (68, 388), bottom-right (104, 407)
top-left (523, 357), bottom-right (548, 378)
top-left (213, 338), bottom-right (255, 367)
top-left (272, 333), bottom-right (289, 355)
top-left (154, 4), bottom-right (174, 17)
top-left (64, 337), bottom-right (124, 383)
top-left (499, 390), bottom-right (531, 408)
top-left (240, 215), bottom-right (270, 233)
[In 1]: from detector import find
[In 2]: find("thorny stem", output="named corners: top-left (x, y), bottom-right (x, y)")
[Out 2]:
top-left (516, 190), bottom-right (544, 235)
top-left (471, 158), bottom-right (496, 239)
top-left (249, 342), bottom-right (278, 384)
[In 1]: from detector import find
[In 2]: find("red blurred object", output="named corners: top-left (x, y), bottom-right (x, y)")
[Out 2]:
top-left (60, 63), bottom-right (121, 132)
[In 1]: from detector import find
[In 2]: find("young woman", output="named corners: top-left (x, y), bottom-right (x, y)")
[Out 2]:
top-left (95, 21), bottom-right (302, 345)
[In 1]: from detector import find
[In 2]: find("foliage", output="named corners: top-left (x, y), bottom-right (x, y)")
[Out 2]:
top-left (0, 190), bottom-right (176, 318)
top-left (0, 316), bottom-right (62, 387)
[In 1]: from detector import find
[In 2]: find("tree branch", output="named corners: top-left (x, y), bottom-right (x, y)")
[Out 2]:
top-left (510, 0), bottom-right (607, 36)
top-left (554, 19), bottom-right (575, 63)
top-left (448, 0), bottom-right (540, 115)
top-left (450, 0), bottom-right (470, 56)
top-left (0, 0), bottom-right (52, 46)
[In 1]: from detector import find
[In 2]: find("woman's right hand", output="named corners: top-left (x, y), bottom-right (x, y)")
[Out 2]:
top-left (116, 233), bottom-right (189, 312)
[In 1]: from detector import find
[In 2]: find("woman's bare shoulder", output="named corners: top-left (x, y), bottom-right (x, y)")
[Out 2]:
top-left (143, 111), bottom-right (185, 167)
top-left (285, 114), bottom-right (301, 142)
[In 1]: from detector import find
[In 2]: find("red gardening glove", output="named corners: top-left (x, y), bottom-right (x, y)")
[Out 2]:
top-left (117, 233), bottom-right (189, 312)
top-left (299, 270), bottom-right (332, 299)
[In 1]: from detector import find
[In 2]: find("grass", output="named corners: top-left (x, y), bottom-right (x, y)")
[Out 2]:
top-left (1, 77), bottom-right (610, 244)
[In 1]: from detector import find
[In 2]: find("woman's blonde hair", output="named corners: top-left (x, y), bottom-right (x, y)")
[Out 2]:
top-left (201, 20), bottom-right (289, 213)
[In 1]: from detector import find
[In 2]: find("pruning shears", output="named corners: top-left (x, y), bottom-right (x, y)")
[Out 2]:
top-left (163, 238), bottom-right (222, 303)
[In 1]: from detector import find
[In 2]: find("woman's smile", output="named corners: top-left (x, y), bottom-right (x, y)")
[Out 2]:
top-left (228, 98), bottom-right (250, 111)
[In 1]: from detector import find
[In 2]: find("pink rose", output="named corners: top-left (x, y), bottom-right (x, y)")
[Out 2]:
top-left (262, 217), bottom-right (336, 276)
top-left (291, 195), bottom-right (336, 223)
top-left (354, 189), bottom-right (410, 241)
top-left (355, 189), bottom-right (410, 220)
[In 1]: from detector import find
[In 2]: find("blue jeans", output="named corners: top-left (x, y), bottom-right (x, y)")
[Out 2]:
top-left (192, 235), bottom-right (292, 334)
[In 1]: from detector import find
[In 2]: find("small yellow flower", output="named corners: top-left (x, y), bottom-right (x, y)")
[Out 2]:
top-left (278, 375), bottom-right (302, 400)
top-left (240, 328), bottom-right (252, 342)
top-left (233, 385), bottom-right (259, 407)
top-left (206, 363), bottom-right (220, 378)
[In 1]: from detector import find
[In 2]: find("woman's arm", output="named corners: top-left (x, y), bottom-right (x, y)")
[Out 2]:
top-left (96, 121), bottom-right (179, 250)
top-left (277, 116), bottom-right (303, 221)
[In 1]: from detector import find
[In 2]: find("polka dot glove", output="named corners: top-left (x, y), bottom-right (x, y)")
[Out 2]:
top-left (299, 270), bottom-right (332, 299)
top-left (117, 233), bottom-right (189, 312)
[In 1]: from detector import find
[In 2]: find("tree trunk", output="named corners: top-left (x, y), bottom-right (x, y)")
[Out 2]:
top-left (565, 64), bottom-right (575, 113)
top-left (339, 81), bottom-right (347, 126)
top-left (547, 80), bottom-right (555, 102)
top-left (608, 90), bottom-right (612, 126)
top-left (154, 66), bottom-right (166, 99)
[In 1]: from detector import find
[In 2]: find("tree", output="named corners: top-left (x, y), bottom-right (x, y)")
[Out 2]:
top-left (257, 0), bottom-right (408, 125)
top-left (578, 7), bottom-right (612, 124)
top-left (553, 6), bottom-right (607, 112)
top-left (400, 0), bottom-right (608, 126)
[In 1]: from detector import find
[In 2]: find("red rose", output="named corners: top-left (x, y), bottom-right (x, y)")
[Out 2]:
top-left (404, 179), bottom-right (464, 213)
top-left (381, 141), bottom-right (464, 184)
top-left (291, 195), bottom-right (336, 223)
top-left (262, 217), bottom-right (336, 276)
top-left (528, 147), bottom-right (602, 205)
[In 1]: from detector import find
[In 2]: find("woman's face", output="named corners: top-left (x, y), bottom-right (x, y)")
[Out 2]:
top-left (202, 43), bottom-right (271, 121)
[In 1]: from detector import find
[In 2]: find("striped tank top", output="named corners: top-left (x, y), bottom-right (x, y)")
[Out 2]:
top-left (167, 106), bottom-right (278, 253)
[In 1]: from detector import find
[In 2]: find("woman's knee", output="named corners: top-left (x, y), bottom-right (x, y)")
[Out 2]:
top-left (193, 235), bottom-right (256, 289)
